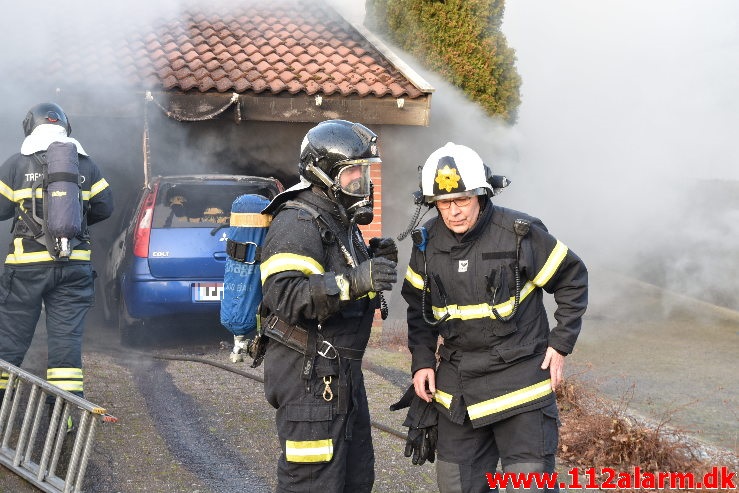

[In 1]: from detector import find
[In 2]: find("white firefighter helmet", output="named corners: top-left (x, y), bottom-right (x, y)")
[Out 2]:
top-left (420, 142), bottom-right (494, 204)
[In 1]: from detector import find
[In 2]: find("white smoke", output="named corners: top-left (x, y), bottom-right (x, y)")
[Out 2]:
top-left (502, 1), bottom-right (739, 305)
top-left (333, 0), bottom-right (739, 311)
top-left (3, 0), bottom-right (738, 309)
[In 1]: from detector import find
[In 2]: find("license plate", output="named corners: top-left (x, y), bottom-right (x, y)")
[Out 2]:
top-left (192, 282), bottom-right (224, 302)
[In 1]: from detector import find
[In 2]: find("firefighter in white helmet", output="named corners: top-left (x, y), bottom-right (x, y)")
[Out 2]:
top-left (395, 142), bottom-right (588, 492)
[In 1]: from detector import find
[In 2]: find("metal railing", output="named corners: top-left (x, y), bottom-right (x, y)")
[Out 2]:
top-left (0, 359), bottom-right (117, 493)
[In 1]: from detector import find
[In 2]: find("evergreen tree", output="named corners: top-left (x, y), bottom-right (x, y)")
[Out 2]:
top-left (365, 0), bottom-right (521, 123)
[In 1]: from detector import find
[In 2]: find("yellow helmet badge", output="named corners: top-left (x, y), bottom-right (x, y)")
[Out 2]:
top-left (434, 157), bottom-right (464, 194)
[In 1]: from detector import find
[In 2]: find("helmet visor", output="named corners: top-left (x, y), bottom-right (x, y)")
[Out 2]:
top-left (335, 162), bottom-right (373, 197)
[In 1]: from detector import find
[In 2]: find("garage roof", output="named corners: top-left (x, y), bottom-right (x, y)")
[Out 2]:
top-left (147, 5), bottom-right (426, 98)
top-left (36, 0), bottom-right (433, 125)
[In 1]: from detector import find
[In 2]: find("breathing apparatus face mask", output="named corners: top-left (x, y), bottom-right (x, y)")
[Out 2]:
top-left (335, 162), bottom-right (374, 225)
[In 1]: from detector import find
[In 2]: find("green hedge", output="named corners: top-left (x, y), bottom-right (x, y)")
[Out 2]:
top-left (365, 0), bottom-right (521, 123)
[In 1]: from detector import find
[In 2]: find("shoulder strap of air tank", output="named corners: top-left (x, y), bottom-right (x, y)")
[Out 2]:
top-left (282, 199), bottom-right (320, 219)
top-left (281, 199), bottom-right (332, 237)
top-left (13, 153), bottom-right (46, 239)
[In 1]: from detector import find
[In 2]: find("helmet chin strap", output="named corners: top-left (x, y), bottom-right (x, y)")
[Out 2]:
top-left (306, 161), bottom-right (336, 190)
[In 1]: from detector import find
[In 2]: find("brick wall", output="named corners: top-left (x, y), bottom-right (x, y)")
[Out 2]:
top-left (358, 162), bottom-right (386, 330)
top-left (358, 162), bottom-right (383, 240)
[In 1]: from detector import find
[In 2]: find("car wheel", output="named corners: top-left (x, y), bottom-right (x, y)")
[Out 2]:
top-left (118, 299), bottom-right (143, 347)
top-left (100, 282), bottom-right (119, 329)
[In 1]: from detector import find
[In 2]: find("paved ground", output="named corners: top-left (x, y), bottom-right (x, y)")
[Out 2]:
top-left (0, 321), bottom-right (439, 493)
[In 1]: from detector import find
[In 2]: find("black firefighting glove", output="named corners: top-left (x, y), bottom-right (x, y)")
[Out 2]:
top-left (404, 422), bottom-right (437, 465)
top-left (369, 237), bottom-right (399, 263)
top-left (390, 385), bottom-right (439, 466)
top-left (346, 258), bottom-right (397, 298)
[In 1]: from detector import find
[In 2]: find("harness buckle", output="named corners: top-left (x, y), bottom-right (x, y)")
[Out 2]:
top-left (317, 340), bottom-right (338, 360)
top-left (266, 315), bottom-right (279, 331)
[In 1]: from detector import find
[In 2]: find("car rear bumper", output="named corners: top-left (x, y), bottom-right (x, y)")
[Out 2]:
top-left (122, 277), bottom-right (223, 320)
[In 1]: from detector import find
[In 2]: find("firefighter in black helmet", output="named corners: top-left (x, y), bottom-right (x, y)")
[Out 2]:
top-left (397, 143), bottom-right (588, 492)
top-left (0, 103), bottom-right (113, 422)
top-left (257, 119), bottom-right (398, 492)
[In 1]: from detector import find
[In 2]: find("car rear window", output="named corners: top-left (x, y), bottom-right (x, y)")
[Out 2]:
top-left (153, 182), bottom-right (274, 228)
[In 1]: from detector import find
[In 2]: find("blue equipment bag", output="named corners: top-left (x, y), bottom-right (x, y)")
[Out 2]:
top-left (220, 194), bottom-right (272, 336)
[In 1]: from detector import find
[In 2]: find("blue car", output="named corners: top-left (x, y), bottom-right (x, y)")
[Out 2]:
top-left (101, 174), bottom-right (283, 344)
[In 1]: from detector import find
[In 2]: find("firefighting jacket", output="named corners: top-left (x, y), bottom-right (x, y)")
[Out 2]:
top-left (260, 188), bottom-right (378, 354)
top-left (402, 201), bottom-right (588, 428)
top-left (0, 152), bottom-right (113, 265)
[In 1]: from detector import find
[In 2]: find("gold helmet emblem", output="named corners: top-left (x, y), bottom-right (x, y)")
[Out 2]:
top-left (434, 165), bottom-right (462, 193)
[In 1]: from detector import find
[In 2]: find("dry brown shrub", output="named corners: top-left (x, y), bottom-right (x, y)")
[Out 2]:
top-left (558, 376), bottom-right (701, 471)
top-left (556, 374), bottom-right (738, 491)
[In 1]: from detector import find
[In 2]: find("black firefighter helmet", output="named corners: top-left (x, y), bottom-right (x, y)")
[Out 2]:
top-left (298, 119), bottom-right (381, 224)
top-left (299, 119), bottom-right (380, 192)
top-left (22, 102), bottom-right (72, 137)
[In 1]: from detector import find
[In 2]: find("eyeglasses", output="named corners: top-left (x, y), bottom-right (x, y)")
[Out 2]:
top-left (436, 196), bottom-right (474, 210)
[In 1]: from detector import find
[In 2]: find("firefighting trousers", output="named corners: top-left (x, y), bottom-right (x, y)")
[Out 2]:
top-left (436, 402), bottom-right (560, 493)
top-left (0, 263), bottom-right (94, 397)
top-left (264, 341), bottom-right (375, 493)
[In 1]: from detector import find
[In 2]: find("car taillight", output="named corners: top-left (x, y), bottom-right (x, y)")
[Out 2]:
top-left (133, 185), bottom-right (158, 258)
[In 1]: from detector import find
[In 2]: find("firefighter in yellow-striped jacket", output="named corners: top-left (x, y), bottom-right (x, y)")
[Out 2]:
top-left (258, 120), bottom-right (397, 493)
top-left (0, 103), bottom-right (113, 408)
top-left (399, 143), bottom-right (587, 492)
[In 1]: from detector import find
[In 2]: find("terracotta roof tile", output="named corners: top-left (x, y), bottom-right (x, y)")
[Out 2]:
top-left (219, 60), bottom-right (235, 72)
top-left (337, 81), bottom-right (353, 94)
top-left (304, 80), bottom-right (321, 94)
top-left (322, 81), bottom-right (338, 95)
top-left (233, 79), bottom-right (251, 93)
top-left (188, 59), bottom-right (206, 72)
top-left (182, 51), bottom-right (198, 63)
top-left (227, 44), bottom-right (243, 56)
top-left (284, 80), bottom-right (302, 94)
top-left (370, 82), bottom-right (389, 97)
top-left (162, 75), bottom-right (179, 89)
top-left (255, 60), bottom-right (271, 73)
top-left (199, 78), bottom-right (216, 92)
top-left (179, 75), bottom-right (199, 91)
top-left (300, 61), bottom-right (317, 76)
top-left (245, 69), bottom-right (262, 82)
top-left (211, 67), bottom-right (228, 81)
top-left (268, 79), bottom-right (286, 92)
top-left (15, 0), bottom-right (425, 100)
top-left (354, 82), bottom-right (371, 97)
top-left (251, 79), bottom-right (268, 93)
